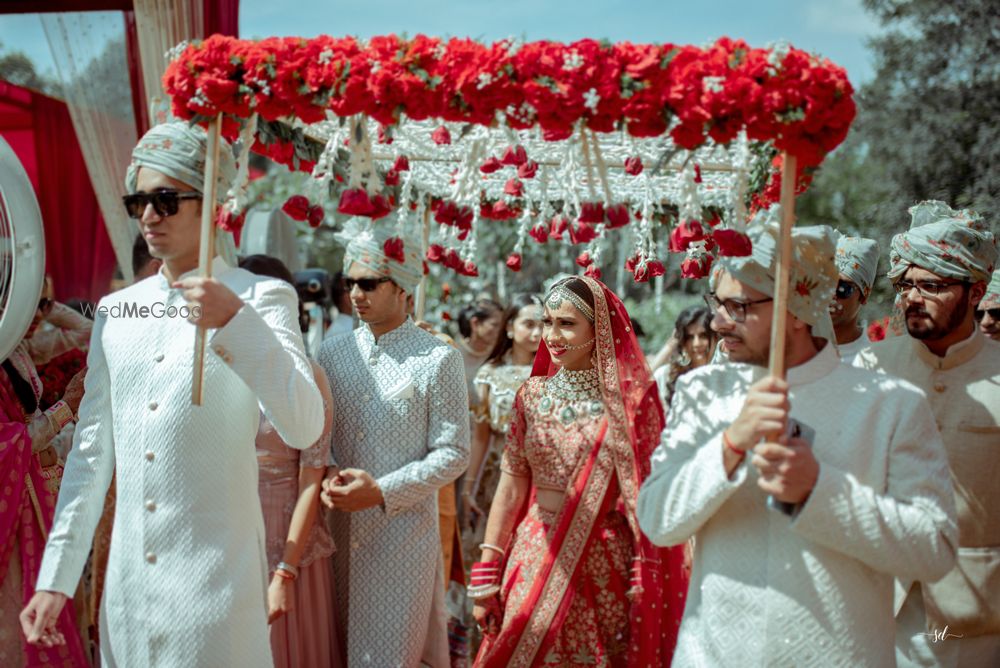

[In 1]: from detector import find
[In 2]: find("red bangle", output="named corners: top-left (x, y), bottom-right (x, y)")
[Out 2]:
top-left (723, 430), bottom-right (746, 456)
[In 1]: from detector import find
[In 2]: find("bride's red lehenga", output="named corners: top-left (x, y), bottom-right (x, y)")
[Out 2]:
top-left (475, 277), bottom-right (688, 668)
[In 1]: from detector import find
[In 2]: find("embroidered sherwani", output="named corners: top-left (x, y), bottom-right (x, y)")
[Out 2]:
top-left (857, 329), bottom-right (1000, 667)
top-left (36, 257), bottom-right (324, 667)
top-left (318, 319), bottom-right (469, 667)
top-left (638, 343), bottom-right (958, 667)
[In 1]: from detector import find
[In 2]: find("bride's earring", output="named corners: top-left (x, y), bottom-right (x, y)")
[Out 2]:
top-left (677, 350), bottom-right (691, 366)
top-left (590, 346), bottom-right (598, 366)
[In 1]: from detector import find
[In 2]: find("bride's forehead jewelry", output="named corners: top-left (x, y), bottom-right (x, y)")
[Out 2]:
top-left (545, 285), bottom-right (595, 323)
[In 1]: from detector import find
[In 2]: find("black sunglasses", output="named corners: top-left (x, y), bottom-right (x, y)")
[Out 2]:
top-left (344, 276), bottom-right (394, 292)
top-left (835, 280), bottom-right (858, 300)
top-left (975, 307), bottom-right (1000, 322)
top-left (122, 190), bottom-right (202, 219)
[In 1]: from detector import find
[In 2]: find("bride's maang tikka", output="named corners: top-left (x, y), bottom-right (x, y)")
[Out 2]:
top-left (545, 279), bottom-right (595, 323)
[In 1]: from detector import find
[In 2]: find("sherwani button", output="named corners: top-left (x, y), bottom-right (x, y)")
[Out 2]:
top-left (356, 432), bottom-right (364, 440)
top-left (149, 401), bottom-right (158, 411)
top-left (369, 358), bottom-right (378, 366)
top-left (145, 451), bottom-right (155, 461)
top-left (933, 382), bottom-right (946, 392)
top-left (145, 552), bottom-right (157, 564)
top-left (154, 353), bottom-right (165, 363)
top-left (145, 500), bottom-right (156, 512)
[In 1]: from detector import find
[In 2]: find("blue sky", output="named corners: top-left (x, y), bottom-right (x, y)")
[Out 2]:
top-left (1, 0), bottom-right (880, 85)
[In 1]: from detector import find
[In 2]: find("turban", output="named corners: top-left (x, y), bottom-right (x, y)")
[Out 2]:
top-left (125, 121), bottom-right (239, 264)
top-left (887, 200), bottom-right (997, 283)
top-left (835, 235), bottom-right (880, 294)
top-left (336, 218), bottom-right (424, 295)
top-left (715, 210), bottom-right (838, 342)
top-left (982, 271), bottom-right (1000, 310)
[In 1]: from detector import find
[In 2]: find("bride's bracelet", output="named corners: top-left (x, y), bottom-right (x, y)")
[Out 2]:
top-left (478, 542), bottom-right (506, 559)
top-left (467, 561), bottom-right (502, 600)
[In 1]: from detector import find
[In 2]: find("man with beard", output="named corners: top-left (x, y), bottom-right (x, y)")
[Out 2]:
top-left (856, 200), bottom-right (1000, 668)
top-left (831, 235), bottom-right (880, 363)
top-left (975, 271), bottom-right (1000, 341)
top-left (637, 220), bottom-right (957, 667)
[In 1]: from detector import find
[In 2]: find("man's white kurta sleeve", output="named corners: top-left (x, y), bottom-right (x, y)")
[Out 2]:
top-left (638, 377), bottom-right (749, 547)
top-left (210, 280), bottom-right (323, 450)
top-left (36, 309), bottom-right (115, 596)
top-left (378, 348), bottom-right (470, 517)
top-left (791, 390), bottom-right (958, 583)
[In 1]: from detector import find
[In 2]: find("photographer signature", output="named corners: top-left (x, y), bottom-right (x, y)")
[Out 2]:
top-left (919, 626), bottom-right (964, 643)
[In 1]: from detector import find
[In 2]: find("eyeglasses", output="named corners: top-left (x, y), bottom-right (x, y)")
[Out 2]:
top-left (344, 276), bottom-right (393, 292)
top-left (975, 307), bottom-right (1000, 322)
top-left (704, 294), bottom-right (773, 323)
top-left (122, 190), bottom-right (202, 219)
top-left (893, 279), bottom-right (967, 297)
top-left (835, 280), bottom-right (858, 300)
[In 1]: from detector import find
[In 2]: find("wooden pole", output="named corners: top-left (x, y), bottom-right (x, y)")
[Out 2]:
top-left (767, 153), bottom-right (797, 380)
top-left (191, 115), bottom-right (223, 405)
top-left (414, 204), bottom-right (432, 321)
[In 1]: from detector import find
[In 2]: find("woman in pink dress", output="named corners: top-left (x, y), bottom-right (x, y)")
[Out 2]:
top-left (242, 255), bottom-right (341, 668)
top-left (471, 276), bottom-right (688, 667)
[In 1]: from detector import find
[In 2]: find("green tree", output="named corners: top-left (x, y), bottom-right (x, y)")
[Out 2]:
top-left (0, 43), bottom-right (60, 96)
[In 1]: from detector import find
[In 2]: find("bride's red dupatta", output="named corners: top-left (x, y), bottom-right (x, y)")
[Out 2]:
top-left (476, 278), bottom-right (687, 668)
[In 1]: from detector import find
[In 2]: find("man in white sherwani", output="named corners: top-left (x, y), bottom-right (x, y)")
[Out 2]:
top-left (20, 122), bottom-right (324, 666)
top-left (856, 201), bottom-right (1000, 667)
top-left (637, 219), bottom-right (958, 667)
top-left (319, 219), bottom-right (469, 667)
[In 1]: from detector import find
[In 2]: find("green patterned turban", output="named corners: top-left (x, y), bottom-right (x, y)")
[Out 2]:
top-left (835, 236), bottom-right (880, 294)
top-left (982, 271), bottom-right (1000, 310)
top-left (715, 212), bottom-right (838, 342)
top-left (887, 200), bottom-right (997, 283)
top-left (125, 121), bottom-right (236, 204)
top-left (336, 218), bottom-right (424, 295)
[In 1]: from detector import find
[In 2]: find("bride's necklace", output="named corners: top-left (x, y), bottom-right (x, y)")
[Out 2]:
top-left (538, 367), bottom-right (604, 425)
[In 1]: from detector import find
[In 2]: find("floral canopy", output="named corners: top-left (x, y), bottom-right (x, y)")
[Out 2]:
top-left (162, 34), bottom-right (855, 283)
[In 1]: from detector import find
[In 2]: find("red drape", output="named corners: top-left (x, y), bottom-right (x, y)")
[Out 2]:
top-left (0, 80), bottom-right (117, 302)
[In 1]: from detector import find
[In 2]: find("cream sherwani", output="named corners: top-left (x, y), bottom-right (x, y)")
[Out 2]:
top-left (638, 343), bottom-right (958, 667)
top-left (835, 324), bottom-right (871, 365)
top-left (318, 319), bottom-right (469, 668)
top-left (36, 257), bottom-right (324, 667)
top-left (857, 329), bottom-right (1000, 667)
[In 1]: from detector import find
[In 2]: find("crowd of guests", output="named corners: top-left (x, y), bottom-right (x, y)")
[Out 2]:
top-left (1, 118), bottom-right (998, 668)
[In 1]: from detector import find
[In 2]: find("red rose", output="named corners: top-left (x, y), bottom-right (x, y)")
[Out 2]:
top-left (427, 244), bottom-right (444, 263)
top-left (378, 125), bottom-right (394, 144)
top-left (528, 223), bottom-right (549, 244)
top-left (392, 155), bottom-right (410, 172)
top-left (461, 260), bottom-right (480, 277)
top-left (434, 200), bottom-right (458, 226)
top-left (713, 229), bottom-right (752, 256)
top-left (517, 160), bottom-right (538, 179)
top-left (215, 208), bottom-right (247, 246)
top-left (669, 220), bottom-right (706, 253)
top-left (633, 264), bottom-right (650, 283)
top-left (584, 265), bottom-right (602, 280)
top-left (506, 252), bottom-right (523, 272)
top-left (694, 164), bottom-right (703, 183)
top-left (500, 145), bottom-right (528, 166)
top-left (578, 202), bottom-right (605, 224)
top-left (681, 255), bottom-right (713, 279)
top-left (423, 261), bottom-right (429, 275)
top-left (624, 156), bottom-right (644, 176)
top-left (307, 205), bottom-right (325, 228)
top-left (384, 169), bottom-right (400, 186)
top-left (504, 178), bottom-right (524, 197)
top-left (550, 215), bottom-right (569, 240)
top-left (479, 157), bottom-right (503, 174)
top-left (868, 317), bottom-right (888, 342)
top-left (454, 205), bottom-right (474, 230)
top-left (443, 248), bottom-right (462, 270)
top-left (457, 228), bottom-right (470, 241)
top-left (282, 195), bottom-right (311, 221)
top-left (337, 188), bottom-right (374, 216)
top-left (490, 200), bottom-right (518, 220)
top-left (441, 311), bottom-right (452, 321)
top-left (369, 193), bottom-right (393, 220)
top-left (431, 125), bottom-right (452, 145)
top-left (624, 253), bottom-right (639, 273)
top-left (570, 222), bottom-right (599, 245)
top-left (647, 260), bottom-right (666, 278)
top-left (605, 203), bottom-right (630, 229)
top-left (383, 237), bottom-right (406, 263)
top-left (576, 251), bottom-right (593, 268)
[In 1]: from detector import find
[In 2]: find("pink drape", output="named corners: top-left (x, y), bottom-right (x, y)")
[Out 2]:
top-left (0, 80), bottom-right (117, 302)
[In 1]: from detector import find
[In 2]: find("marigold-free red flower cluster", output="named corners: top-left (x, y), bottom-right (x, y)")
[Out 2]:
top-left (164, 34), bottom-right (855, 172)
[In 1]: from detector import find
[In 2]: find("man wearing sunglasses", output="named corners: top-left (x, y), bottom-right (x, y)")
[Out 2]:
top-left (639, 221), bottom-right (956, 668)
top-left (317, 219), bottom-right (469, 667)
top-left (831, 235), bottom-right (880, 363)
top-left (975, 271), bottom-right (1000, 342)
top-left (856, 200), bottom-right (1000, 668)
top-left (21, 122), bottom-right (324, 667)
